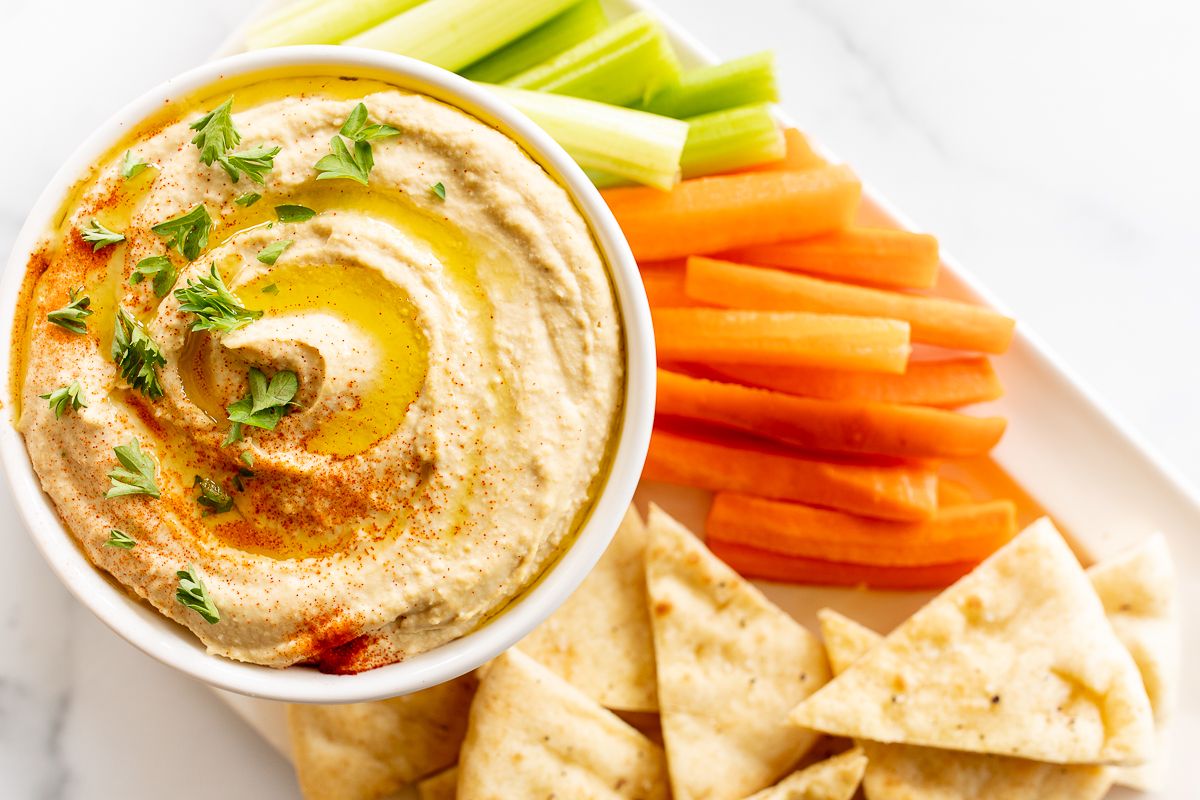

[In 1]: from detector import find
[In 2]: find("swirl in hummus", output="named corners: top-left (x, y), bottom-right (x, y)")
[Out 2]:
top-left (11, 75), bottom-right (623, 672)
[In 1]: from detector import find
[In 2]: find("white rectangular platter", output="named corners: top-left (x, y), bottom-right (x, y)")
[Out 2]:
top-left (214, 2), bottom-right (1199, 797)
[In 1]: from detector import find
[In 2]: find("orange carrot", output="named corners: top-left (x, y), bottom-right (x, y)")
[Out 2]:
top-left (720, 228), bottom-right (940, 289)
top-left (686, 257), bottom-right (1016, 354)
top-left (601, 166), bottom-right (861, 262)
top-left (656, 369), bottom-right (1007, 459)
top-left (640, 266), bottom-right (696, 308)
top-left (707, 493), bottom-right (1017, 567)
top-left (707, 539), bottom-right (976, 589)
top-left (739, 128), bottom-right (826, 173)
top-left (652, 308), bottom-right (910, 373)
top-left (644, 427), bottom-right (938, 520)
top-left (937, 479), bottom-right (976, 506)
top-left (708, 357), bottom-right (1003, 408)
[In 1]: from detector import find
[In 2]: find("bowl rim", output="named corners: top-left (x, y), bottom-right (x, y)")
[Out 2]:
top-left (0, 45), bottom-right (655, 704)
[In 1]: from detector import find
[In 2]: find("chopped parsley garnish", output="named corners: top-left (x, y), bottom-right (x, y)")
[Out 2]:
top-left (232, 467), bottom-right (254, 492)
top-left (151, 204), bottom-right (213, 262)
top-left (256, 239), bottom-right (293, 265)
top-left (120, 150), bottom-right (150, 180)
top-left (106, 529), bottom-right (137, 549)
top-left (315, 135), bottom-right (374, 185)
top-left (111, 308), bottom-right (166, 399)
top-left (218, 144), bottom-right (280, 185)
top-left (173, 265), bottom-right (262, 333)
top-left (176, 565), bottom-right (220, 624)
top-left (80, 219), bottom-right (125, 251)
top-left (234, 192), bottom-right (262, 207)
top-left (339, 102), bottom-right (401, 142)
top-left (46, 286), bottom-right (93, 334)
top-left (189, 96), bottom-right (240, 167)
top-left (431, 182), bottom-right (446, 200)
top-left (39, 380), bottom-right (86, 419)
top-left (105, 437), bottom-right (159, 499)
top-left (193, 475), bottom-right (234, 514)
top-left (275, 204), bottom-right (316, 223)
top-left (129, 255), bottom-right (178, 297)
top-left (240, 450), bottom-right (255, 468)
top-left (225, 366), bottom-right (298, 443)
top-left (261, 283), bottom-right (279, 295)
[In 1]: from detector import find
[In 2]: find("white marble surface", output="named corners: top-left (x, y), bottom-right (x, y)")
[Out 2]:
top-left (2, 0), bottom-right (1198, 796)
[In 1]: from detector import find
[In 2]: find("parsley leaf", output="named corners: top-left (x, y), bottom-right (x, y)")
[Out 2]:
top-left (256, 239), bottom-right (293, 265)
top-left (80, 219), bottom-right (125, 251)
top-left (105, 437), bottom-right (160, 498)
top-left (39, 379), bottom-right (86, 419)
top-left (339, 102), bottom-right (401, 142)
top-left (129, 255), bottom-right (178, 297)
top-left (173, 265), bottom-right (262, 333)
top-left (240, 450), bottom-right (255, 468)
top-left (217, 144), bottom-right (280, 184)
top-left (120, 150), bottom-right (150, 180)
top-left (46, 286), bottom-right (93, 334)
top-left (431, 182), bottom-right (446, 200)
top-left (111, 308), bottom-right (166, 399)
top-left (189, 96), bottom-right (240, 167)
top-left (226, 367), bottom-right (298, 433)
top-left (275, 204), bottom-right (316, 223)
top-left (193, 475), bottom-right (234, 514)
top-left (234, 192), bottom-right (261, 207)
top-left (261, 283), bottom-right (279, 295)
top-left (106, 529), bottom-right (137, 549)
top-left (176, 565), bottom-right (220, 624)
top-left (151, 204), bottom-right (213, 262)
top-left (315, 135), bottom-right (373, 185)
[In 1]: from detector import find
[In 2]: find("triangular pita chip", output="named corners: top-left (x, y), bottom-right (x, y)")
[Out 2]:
top-left (457, 648), bottom-right (668, 799)
top-left (744, 748), bottom-right (867, 800)
top-left (288, 672), bottom-right (477, 800)
top-left (519, 506), bottom-right (658, 711)
top-left (417, 766), bottom-right (457, 800)
top-left (1089, 533), bottom-right (1180, 791)
top-left (818, 609), bottom-right (1113, 800)
top-left (645, 505), bottom-right (829, 800)
top-left (791, 518), bottom-right (1154, 765)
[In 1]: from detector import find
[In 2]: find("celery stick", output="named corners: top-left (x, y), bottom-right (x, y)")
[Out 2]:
top-left (505, 12), bottom-right (681, 107)
top-left (347, 0), bottom-right (577, 72)
top-left (680, 104), bottom-right (786, 179)
top-left (462, 0), bottom-right (607, 84)
top-left (639, 51), bottom-right (778, 119)
top-left (487, 85), bottom-right (687, 190)
top-left (244, 0), bottom-right (426, 48)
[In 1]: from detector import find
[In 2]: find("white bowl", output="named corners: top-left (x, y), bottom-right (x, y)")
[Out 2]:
top-left (0, 46), bottom-right (655, 704)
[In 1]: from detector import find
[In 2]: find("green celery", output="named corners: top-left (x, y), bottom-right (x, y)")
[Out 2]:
top-left (486, 85), bottom-right (687, 190)
top-left (680, 103), bottom-right (786, 179)
top-left (347, 0), bottom-right (577, 71)
top-left (244, 0), bottom-right (426, 48)
top-left (639, 51), bottom-right (778, 119)
top-left (505, 11), bottom-right (681, 107)
top-left (462, 0), bottom-right (607, 84)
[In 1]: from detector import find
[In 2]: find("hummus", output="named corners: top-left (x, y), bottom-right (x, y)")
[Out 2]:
top-left (11, 75), bottom-right (624, 672)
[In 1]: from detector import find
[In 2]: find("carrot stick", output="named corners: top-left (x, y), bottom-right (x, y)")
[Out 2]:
top-left (652, 308), bottom-right (910, 372)
top-left (640, 265), bottom-right (696, 308)
top-left (707, 493), bottom-right (1017, 566)
top-left (656, 369), bottom-right (1007, 459)
top-left (601, 165), bottom-right (861, 262)
top-left (686, 257), bottom-right (1016, 354)
top-left (707, 539), bottom-right (976, 589)
top-left (708, 357), bottom-right (1003, 408)
top-left (720, 228), bottom-right (940, 289)
top-left (644, 427), bottom-right (938, 520)
top-left (937, 479), bottom-right (975, 506)
top-left (739, 128), bottom-right (826, 173)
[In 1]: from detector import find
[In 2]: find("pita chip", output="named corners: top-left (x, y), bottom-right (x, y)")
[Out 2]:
top-left (818, 609), bottom-right (1113, 800)
top-left (417, 766), bottom-right (457, 800)
top-left (288, 672), bottom-right (477, 800)
top-left (645, 505), bottom-right (830, 800)
top-left (791, 518), bottom-right (1154, 765)
top-left (1089, 533), bottom-right (1180, 790)
top-left (457, 648), bottom-right (669, 800)
top-left (519, 506), bottom-right (658, 711)
top-left (744, 749), bottom-right (867, 800)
